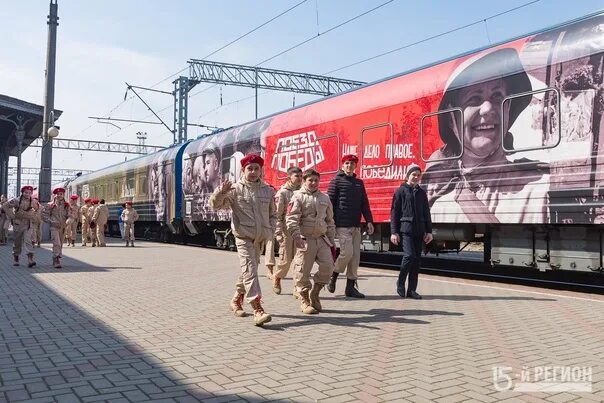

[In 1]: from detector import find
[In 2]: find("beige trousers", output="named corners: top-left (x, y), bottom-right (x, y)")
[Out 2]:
top-left (273, 235), bottom-right (296, 279)
top-left (125, 223), bottom-right (135, 242)
top-left (235, 237), bottom-right (263, 303)
top-left (14, 226), bottom-right (34, 256)
top-left (293, 237), bottom-right (334, 292)
top-left (96, 222), bottom-right (106, 246)
top-left (50, 227), bottom-right (64, 258)
top-left (334, 227), bottom-right (361, 280)
top-left (264, 236), bottom-right (276, 268)
top-left (81, 219), bottom-right (90, 245)
top-left (65, 218), bottom-right (78, 242)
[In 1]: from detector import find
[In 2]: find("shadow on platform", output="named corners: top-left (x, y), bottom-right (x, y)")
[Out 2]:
top-left (0, 241), bottom-right (263, 402)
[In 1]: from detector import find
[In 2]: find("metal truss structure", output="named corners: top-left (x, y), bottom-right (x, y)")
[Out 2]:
top-left (171, 60), bottom-right (366, 145)
top-left (9, 167), bottom-right (92, 177)
top-left (30, 137), bottom-right (165, 155)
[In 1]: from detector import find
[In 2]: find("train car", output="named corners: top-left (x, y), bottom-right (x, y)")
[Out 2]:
top-left (68, 144), bottom-right (186, 239)
top-left (75, 11), bottom-right (603, 274)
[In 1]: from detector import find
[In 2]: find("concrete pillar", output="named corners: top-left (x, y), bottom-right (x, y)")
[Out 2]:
top-left (14, 128), bottom-right (25, 194)
top-left (0, 149), bottom-right (7, 196)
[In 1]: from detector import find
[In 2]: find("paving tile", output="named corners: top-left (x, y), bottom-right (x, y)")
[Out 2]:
top-left (0, 240), bottom-right (601, 403)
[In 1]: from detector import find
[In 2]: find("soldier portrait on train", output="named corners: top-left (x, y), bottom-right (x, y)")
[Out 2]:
top-left (422, 47), bottom-right (551, 224)
top-left (149, 154), bottom-right (171, 222)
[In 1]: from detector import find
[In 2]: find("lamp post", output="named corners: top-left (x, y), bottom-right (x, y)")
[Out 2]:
top-left (39, 0), bottom-right (59, 204)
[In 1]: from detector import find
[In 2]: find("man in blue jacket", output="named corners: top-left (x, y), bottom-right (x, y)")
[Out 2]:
top-left (390, 164), bottom-right (433, 299)
top-left (326, 154), bottom-right (374, 298)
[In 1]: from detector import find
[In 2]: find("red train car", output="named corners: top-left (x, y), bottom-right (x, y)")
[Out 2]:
top-left (157, 11), bottom-right (604, 273)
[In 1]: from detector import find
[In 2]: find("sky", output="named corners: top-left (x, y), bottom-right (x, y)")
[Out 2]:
top-left (0, 0), bottom-right (602, 194)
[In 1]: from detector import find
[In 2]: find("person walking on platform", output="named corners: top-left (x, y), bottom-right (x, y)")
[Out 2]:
top-left (0, 194), bottom-right (8, 245)
top-left (286, 169), bottom-right (336, 314)
top-left (390, 164), bottom-right (433, 299)
top-left (88, 199), bottom-right (99, 247)
top-left (121, 201), bottom-right (139, 246)
top-left (117, 203), bottom-right (126, 239)
top-left (32, 196), bottom-right (42, 248)
top-left (80, 198), bottom-right (92, 246)
top-left (42, 188), bottom-right (69, 269)
top-left (92, 199), bottom-right (109, 247)
top-left (271, 166), bottom-right (302, 297)
top-left (3, 186), bottom-right (39, 267)
top-left (209, 154), bottom-right (276, 327)
top-left (65, 194), bottom-right (79, 246)
top-left (264, 183), bottom-right (277, 280)
top-left (327, 154), bottom-right (374, 298)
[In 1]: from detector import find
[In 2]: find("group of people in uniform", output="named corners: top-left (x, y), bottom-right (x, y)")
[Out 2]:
top-left (0, 186), bottom-right (140, 269)
top-left (210, 153), bottom-right (433, 327)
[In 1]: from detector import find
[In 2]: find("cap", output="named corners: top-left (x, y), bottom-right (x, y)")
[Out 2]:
top-left (52, 187), bottom-right (65, 194)
top-left (341, 154), bottom-right (359, 164)
top-left (240, 153), bottom-right (264, 168)
top-left (406, 163), bottom-right (422, 178)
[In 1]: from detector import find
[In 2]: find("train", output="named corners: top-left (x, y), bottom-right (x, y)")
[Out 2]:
top-left (62, 11), bottom-right (604, 274)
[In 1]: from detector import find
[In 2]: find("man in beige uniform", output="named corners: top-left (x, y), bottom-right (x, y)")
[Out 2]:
top-left (32, 196), bottom-right (42, 247)
top-left (271, 166), bottom-right (302, 296)
top-left (4, 185), bottom-right (39, 267)
top-left (92, 199), bottom-right (109, 247)
top-left (286, 169), bottom-right (336, 315)
top-left (121, 201), bottom-right (139, 246)
top-left (65, 195), bottom-right (79, 246)
top-left (80, 198), bottom-right (92, 246)
top-left (209, 154), bottom-right (276, 327)
top-left (0, 194), bottom-right (8, 245)
top-left (88, 199), bottom-right (99, 247)
top-left (42, 188), bottom-right (69, 269)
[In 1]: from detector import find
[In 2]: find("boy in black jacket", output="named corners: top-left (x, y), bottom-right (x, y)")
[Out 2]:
top-left (390, 164), bottom-right (433, 299)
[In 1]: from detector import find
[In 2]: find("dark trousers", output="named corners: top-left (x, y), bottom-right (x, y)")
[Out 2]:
top-left (398, 234), bottom-right (423, 293)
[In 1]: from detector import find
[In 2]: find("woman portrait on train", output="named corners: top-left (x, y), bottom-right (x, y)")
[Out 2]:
top-left (422, 48), bottom-right (550, 224)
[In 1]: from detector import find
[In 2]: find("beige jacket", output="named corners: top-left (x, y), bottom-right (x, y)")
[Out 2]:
top-left (80, 204), bottom-right (91, 222)
top-left (92, 204), bottom-right (109, 225)
top-left (274, 182), bottom-right (300, 239)
top-left (42, 200), bottom-right (69, 230)
top-left (121, 208), bottom-right (139, 224)
top-left (286, 186), bottom-right (335, 244)
top-left (67, 202), bottom-right (79, 221)
top-left (3, 196), bottom-right (39, 230)
top-left (209, 178), bottom-right (277, 242)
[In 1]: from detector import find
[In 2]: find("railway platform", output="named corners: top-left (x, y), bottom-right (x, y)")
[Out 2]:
top-left (0, 240), bottom-right (602, 402)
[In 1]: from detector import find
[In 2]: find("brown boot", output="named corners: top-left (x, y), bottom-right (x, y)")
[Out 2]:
top-left (309, 282), bottom-right (325, 312)
top-left (299, 289), bottom-right (318, 314)
top-left (27, 253), bottom-right (36, 268)
top-left (13, 255), bottom-right (19, 266)
top-left (229, 292), bottom-right (246, 317)
top-left (53, 257), bottom-right (62, 269)
top-left (272, 277), bottom-right (281, 294)
top-left (250, 297), bottom-right (272, 326)
top-left (266, 265), bottom-right (274, 280)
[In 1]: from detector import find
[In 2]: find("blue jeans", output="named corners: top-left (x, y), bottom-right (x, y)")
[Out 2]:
top-left (398, 234), bottom-right (423, 293)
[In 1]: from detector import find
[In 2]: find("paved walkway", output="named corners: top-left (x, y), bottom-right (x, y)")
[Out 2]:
top-left (0, 240), bottom-right (602, 402)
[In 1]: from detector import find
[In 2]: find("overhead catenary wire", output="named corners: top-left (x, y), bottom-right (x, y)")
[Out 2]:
top-left (84, 0), bottom-right (310, 140)
top-left (324, 0), bottom-right (540, 74)
top-left (196, 0), bottom-right (542, 122)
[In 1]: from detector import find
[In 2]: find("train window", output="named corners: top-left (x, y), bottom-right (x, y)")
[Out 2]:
top-left (421, 108), bottom-right (463, 163)
top-left (140, 174), bottom-right (148, 196)
top-left (274, 132), bottom-right (340, 180)
top-left (361, 123), bottom-right (393, 170)
top-left (502, 87), bottom-right (560, 153)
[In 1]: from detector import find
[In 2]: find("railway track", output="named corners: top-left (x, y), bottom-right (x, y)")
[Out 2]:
top-left (361, 251), bottom-right (604, 294)
top-left (135, 232), bottom-right (604, 294)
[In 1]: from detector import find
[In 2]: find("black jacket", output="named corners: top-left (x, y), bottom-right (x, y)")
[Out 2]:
top-left (327, 170), bottom-right (373, 228)
top-left (390, 183), bottom-right (432, 236)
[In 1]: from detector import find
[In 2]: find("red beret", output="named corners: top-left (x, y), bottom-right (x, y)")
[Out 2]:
top-left (21, 185), bottom-right (34, 193)
top-left (126, 201), bottom-right (133, 205)
top-left (92, 199), bottom-right (99, 204)
top-left (84, 198), bottom-right (91, 203)
top-left (240, 154), bottom-right (264, 168)
top-left (70, 194), bottom-right (79, 200)
top-left (53, 187), bottom-right (65, 194)
top-left (341, 154), bottom-right (359, 164)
